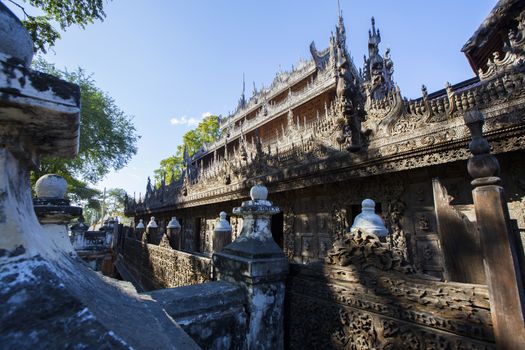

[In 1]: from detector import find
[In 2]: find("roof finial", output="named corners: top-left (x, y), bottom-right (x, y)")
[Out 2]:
top-left (337, 0), bottom-right (342, 18)
top-left (242, 72), bottom-right (245, 96)
top-left (237, 73), bottom-right (247, 109)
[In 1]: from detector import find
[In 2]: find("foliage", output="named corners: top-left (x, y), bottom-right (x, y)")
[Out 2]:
top-left (31, 58), bottom-right (139, 215)
top-left (8, 0), bottom-right (107, 53)
top-left (153, 115), bottom-right (220, 185)
top-left (104, 187), bottom-right (127, 219)
top-left (81, 187), bottom-right (129, 225)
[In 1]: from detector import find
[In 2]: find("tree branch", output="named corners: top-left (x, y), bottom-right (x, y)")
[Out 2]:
top-left (6, 0), bottom-right (31, 19)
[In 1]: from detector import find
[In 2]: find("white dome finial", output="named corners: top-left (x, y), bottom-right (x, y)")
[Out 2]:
top-left (147, 216), bottom-right (158, 228)
top-left (351, 198), bottom-right (388, 237)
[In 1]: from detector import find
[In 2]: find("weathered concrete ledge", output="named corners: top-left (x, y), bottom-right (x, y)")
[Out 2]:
top-left (147, 281), bottom-right (247, 349)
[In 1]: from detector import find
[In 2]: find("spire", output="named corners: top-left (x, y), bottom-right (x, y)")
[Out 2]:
top-left (336, 3), bottom-right (346, 43)
top-left (237, 73), bottom-right (247, 110)
top-left (368, 17), bottom-right (381, 53)
top-left (337, 0), bottom-right (343, 27)
top-left (363, 16), bottom-right (395, 100)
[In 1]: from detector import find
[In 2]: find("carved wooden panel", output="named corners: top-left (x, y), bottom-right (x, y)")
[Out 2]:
top-left (199, 218), bottom-right (206, 253)
top-left (203, 218), bottom-right (215, 254)
top-left (182, 219), bottom-right (195, 251)
top-left (415, 236), bottom-right (444, 277)
top-left (433, 178), bottom-right (485, 284)
top-left (285, 263), bottom-right (495, 349)
top-left (292, 205), bottom-right (336, 263)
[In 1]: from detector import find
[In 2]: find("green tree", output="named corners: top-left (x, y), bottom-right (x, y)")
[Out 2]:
top-left (31, 58), bottom-right (139, 212)
top-left (104, 188), bottom-right (127, 217)
top-left (154, 115), bottom-right (220, 185)
top-left (7, 0), bottom-right (107, 53)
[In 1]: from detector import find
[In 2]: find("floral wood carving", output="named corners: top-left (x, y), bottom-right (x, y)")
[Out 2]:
top-left (325, 229), bottom-right (415, 274)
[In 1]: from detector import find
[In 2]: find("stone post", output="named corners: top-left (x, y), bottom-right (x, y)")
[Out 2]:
top-left (106, 218), bottom-right (117, 248)
top-left (33, 174), bottom-right (82, 254)
top-left (212, 211), bottom-right (232, 253)
top-left (166, 216), bottom-right (182, 250)
top-left (213, 184), bottom-right (288, 350)
top-left (464, 109), bottom-right (525, 349)
top-left (70, 216), bottom-right (88, 250)
top-left (146, 216), bottom-right (159, 244)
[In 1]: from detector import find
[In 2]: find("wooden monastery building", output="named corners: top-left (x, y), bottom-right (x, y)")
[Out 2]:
top-left (125, 1), bottom-right (525, 281)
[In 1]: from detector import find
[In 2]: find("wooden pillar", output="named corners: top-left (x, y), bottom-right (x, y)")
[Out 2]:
top-left (464, 110), bottom-right (525, 349)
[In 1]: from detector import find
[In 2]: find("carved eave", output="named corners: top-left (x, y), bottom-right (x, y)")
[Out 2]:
top-left (228, 62), bottom-right (317, 126)
top-left (195, 69), bottom-right (337, 160)
top-left (462, 0), bottom-right (523, 74)
top-left (127, 67), bottom-right (525, 216)
top-left (0, 54), bottom-right (81, 159)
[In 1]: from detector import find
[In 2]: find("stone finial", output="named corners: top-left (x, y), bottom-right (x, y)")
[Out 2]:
top-left (0, 2), bottom-right (33, 66)
top-left (234, 184), bottom-right (280, 220)
top-left (33, 174), bottom-right (81, 224)
top-left (250, 183), bottom-right (268, 201)
top-left (351, 199), bottom-right (388, 237)
top-left (166, 216), bottom-right (182, 250)
top-left (136, 219), bottom-right (145, 229)
top-left (464, 109), bottom-right (500, 186)
top-left (35, 174), bottom-right (68, 199)
top-left (147, 216), bottom-right (158, 229)
top-left (214, 211), bottom-right (232, 232)
top-left (32, 174), bottom-right (81, 254)
top-left (166, 217), bottom-right (181, 230)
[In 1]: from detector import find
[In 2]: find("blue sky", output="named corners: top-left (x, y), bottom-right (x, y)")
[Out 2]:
top-left (8, 0), bottom-right (496, 196)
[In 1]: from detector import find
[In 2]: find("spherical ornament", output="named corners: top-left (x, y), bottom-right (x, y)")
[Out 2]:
top-left (35, 174), bottom-right (67, 199)
top-left (250, 184), bottom-right (268, 201)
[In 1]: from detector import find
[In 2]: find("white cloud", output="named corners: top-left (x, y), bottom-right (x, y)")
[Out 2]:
top-left (170, 112), bottom-right (214, 126)
top-left (170, 115), bottom-right (199, 126)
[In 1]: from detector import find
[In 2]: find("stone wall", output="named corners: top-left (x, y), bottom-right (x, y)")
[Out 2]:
top-left (285, 263), bottom-right (495, 349)
top-left (121, 237), bottom-right (211, 290)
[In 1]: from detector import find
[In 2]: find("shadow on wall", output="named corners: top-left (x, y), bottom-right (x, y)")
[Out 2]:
top-left (283, 229), bottom-right (495, 349)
